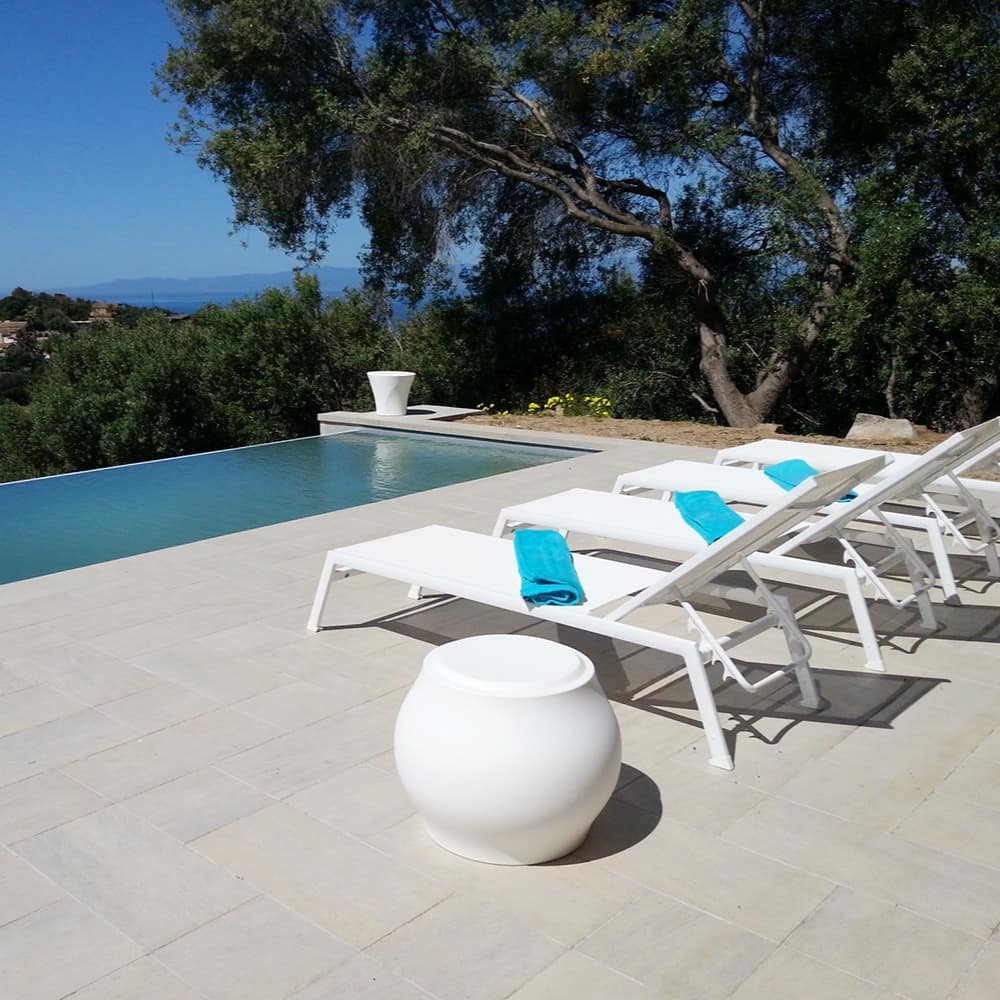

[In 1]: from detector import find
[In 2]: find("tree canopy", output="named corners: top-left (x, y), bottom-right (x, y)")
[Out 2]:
top-left (157, 0), bottom-right (1000, 426)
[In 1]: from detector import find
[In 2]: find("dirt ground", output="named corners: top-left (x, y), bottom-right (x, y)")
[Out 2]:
top-left (463, 412), bottom-right (949, 453)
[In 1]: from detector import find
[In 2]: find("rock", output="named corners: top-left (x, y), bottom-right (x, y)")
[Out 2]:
top-left (846, 412), bottom-right (916, 441)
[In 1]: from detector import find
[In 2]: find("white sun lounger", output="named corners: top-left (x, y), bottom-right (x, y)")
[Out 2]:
top-left (494, 486), bottom-right (894, 672)
top-left (713, 419), bottom-right (1000, 575)
top-left (307, 462), bottom-right (880, 771)
top-left (614, 421), bottom-right (1000, 605)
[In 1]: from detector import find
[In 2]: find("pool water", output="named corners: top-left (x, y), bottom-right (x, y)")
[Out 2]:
top-left (0, 429), bottom-right (586, 585)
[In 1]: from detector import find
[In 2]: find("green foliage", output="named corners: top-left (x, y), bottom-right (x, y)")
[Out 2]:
top-left (0, 287), bottom-right (93, 333)
top-left (528, 394), bottom-right (613, 419)
top-left (400, 265), bottom-right (706, 421)
top-left (0, 328), bottom-right (47, 405)
top-left (0, 277), bottom-right (395, 482)
top-left (0, 403), bottom-right (49, 483)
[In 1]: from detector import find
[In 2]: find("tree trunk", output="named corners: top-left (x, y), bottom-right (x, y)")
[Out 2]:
top-left (692, 289), bottom-right (764, 427)
top-left (955, 373), bottom-right (999, 427)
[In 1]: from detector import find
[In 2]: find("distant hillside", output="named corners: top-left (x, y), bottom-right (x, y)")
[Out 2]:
top-left (53, 266), bottom-right (363, 300)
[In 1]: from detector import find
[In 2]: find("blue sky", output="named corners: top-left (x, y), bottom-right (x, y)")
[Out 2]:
top-left (0, 0), bottom-right (371, 291)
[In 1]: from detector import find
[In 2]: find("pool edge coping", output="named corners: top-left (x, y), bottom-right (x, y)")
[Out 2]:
top-left (317, 410), bottom-right (649, 453)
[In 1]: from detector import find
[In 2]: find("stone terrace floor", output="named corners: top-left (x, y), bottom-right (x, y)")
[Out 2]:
top-left (2, 432), bottom-right (999, 999)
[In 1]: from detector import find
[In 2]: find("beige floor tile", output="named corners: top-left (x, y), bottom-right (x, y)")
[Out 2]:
top-left (727, 946), bottom-right (892, 999)
top-left (570, 795), bottom-right (665, 865)
top-left (966, 722), bottom-right (1000, 764)
top-left (771, 702), bottom-right (996, 829)
top-left (366, 894), bottom-right (565, 1000)
top-left (0, 771), bottom-right (107, 845)
top-left (287, 643), bottom-right (422, 698)
top-left (155, 896), bottom-right (352, 1000)
top-left (4, 641), bottom-right (161, 706)
top-left (949, 941), bottom-right (1000, 1000)
top-left (84, 604), bottom-right (265, 659)
top-left (0, 709), bottom-right (135, 788)
top-left (614, 758), bottom-right (764, 834)
top-left (0, 664), bottom-right (33, 696)
top-left (932, 754), bottom-right (1000, 812)
top-left (457, 856), bottom-right (645, 947)
top-left (96, 682), bottom-right (221, 735)
top-left (197, 621), bottom-right (305, 657)
top-left (721, 796), bottom-right (1000, 938)
top-left (0, 847), bottom-right (65, 926)
top-left (128, 642), bottom-right (289, 704)
top-left (63, 707), bottom-right (282, 800)
top-left (0, 897), bottom-right (142, 1000)
top-left (218, 692), bottom-right (401, 798)
top-left (895, 789), bottom-right (1000, 870)
top-left (287, 952), bottom-right (430, 999)
top-left (0, 623), bottom-right (74, 660)
top-left (233, 679), bottom-right (366, 730)
top-left (124, 767), bottom-right (273, 842)
top-left (67, 957), bottom-right (201, 1000)
top-left (191, 803), bottom-right (451, 948)
top-left (784, 885), bottom-right (981, 1000)
top-left (46, 596), bottom-right (179, 640)
top-left (0, 684), bottom-right (89, 738)
top-left (367, 813), bottom-right (501, 889)
top-left (577, 891), bottom-right (773, 998)
top-left (508, 951), bottom-right (655, 999)
top-left (579, 812), bottom-right (835, 941)
top-left (1, 593), bottom-right (86, 632)
top-left (14, 804), bottom-right (255, 950)
top-left (287, 762), bottom-right (415, 839)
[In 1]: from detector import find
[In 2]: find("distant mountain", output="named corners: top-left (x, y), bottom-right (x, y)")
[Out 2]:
top-left (53, 266), bottom-right (363, 300)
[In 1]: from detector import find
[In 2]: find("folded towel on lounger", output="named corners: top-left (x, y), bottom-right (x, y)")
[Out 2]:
top-left (675, 490), bottom-right (745, 544)
top-left (764, 458), bottom-right (857, 501)
top-left (513, 529), bottom-right (586, 606)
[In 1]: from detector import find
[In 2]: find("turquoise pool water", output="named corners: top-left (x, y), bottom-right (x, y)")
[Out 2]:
top-left (0, 429), bottom-right (586, 585)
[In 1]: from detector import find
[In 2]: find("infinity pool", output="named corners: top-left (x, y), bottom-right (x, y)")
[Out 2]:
top-left (0, 429), bottom-right (586, 585)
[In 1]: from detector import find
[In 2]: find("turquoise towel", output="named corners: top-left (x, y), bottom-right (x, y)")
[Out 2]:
top-left (675, 490), bottom-right (745, 544)
top-left (513, 529), bottom-right (586, 606)
top-left (764, 458), bottom-right (857, 501)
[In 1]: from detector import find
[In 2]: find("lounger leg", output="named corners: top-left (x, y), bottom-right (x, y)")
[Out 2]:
top-left (793, 661), bottom-right (822, 710)
top-left (307, 551), bottom-right (342, 632)
top-left (681, 647), bottom-right (734, 770)
top-left (843, 572), bottom-right (886, 672)
top-left (924, 522), bottom-right (960, 604)
top-left (987, 543), bottom-right (1000, 578)
top-left (753, 578), bottom-right (821, 708)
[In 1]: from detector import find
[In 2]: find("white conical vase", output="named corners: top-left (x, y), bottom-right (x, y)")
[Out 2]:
top-left (367, 370), bottom-right (415, 416)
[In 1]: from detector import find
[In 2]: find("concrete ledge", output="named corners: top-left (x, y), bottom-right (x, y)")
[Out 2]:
top-left (316, 408), bottom-right (684, 455)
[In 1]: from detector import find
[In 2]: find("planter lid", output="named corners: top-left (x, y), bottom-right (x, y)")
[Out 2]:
top-left (366, 370), bottom-right (415, 377)
top-left (423, 634), bottom-right (594, 697)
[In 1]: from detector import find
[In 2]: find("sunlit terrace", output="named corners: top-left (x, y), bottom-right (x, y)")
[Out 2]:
top-left (1, 427), bottom-right (998, 1000)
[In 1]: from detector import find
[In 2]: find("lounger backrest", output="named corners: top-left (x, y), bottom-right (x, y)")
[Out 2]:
top-left (612, 456), bottom-right (888, 613)
top-left (789, 417), bottom-right (1000, 548)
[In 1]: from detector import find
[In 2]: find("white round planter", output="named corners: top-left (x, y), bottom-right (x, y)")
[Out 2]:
top-left (366, 370), bottom-right (415, 416)
top-left (394, 634), bottom-right (621, 865)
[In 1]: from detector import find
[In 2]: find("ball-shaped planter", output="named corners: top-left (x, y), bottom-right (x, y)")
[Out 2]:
top-left (394, 634), bottom-right (621, 865)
